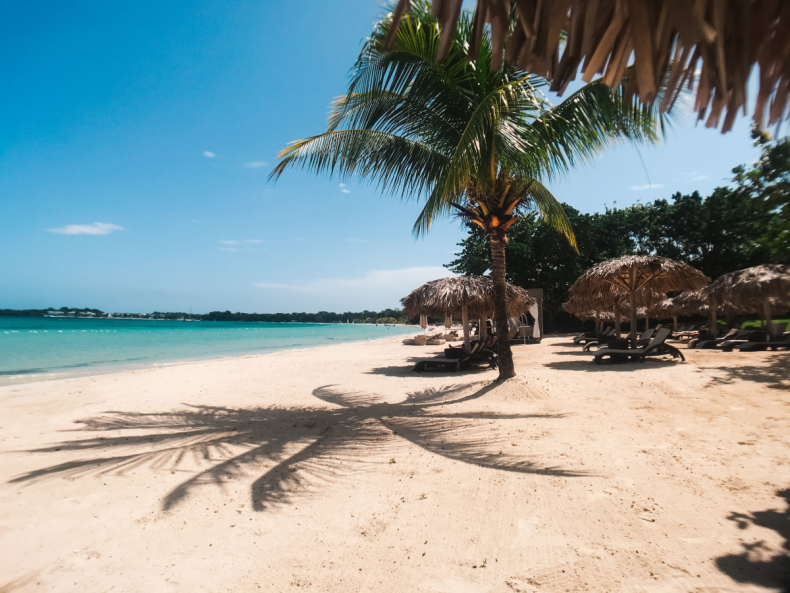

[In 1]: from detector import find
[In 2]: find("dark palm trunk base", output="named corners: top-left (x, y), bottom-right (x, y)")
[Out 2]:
top-left (489, 228), bottom-right (515, 380)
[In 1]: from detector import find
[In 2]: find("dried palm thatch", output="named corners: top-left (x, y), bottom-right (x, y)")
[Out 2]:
top-left (564, 284), bottom-right (664, 334)
top-left (651, 290), bottom-right (710, 317)
top-left (704, 264), bottom-right (790, 309)
top-left (402, 275), bottom-right (535, 351)
top-left (401, 275), bottom-right (535, 318)
top-left (703, 264), bottom-right (790, 335)
top-left (385, 0), bottom-right (790, 132)
top-left (570, 255), bottom-right (708, 346)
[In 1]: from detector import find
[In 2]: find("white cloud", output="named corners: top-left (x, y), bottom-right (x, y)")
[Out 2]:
top-left (203, 151), bottom-right (216, 158)
top-left (48, 222), bottom-right (125, 236)
top-left (341, 189), bottom-right (351, 194)
top-left (244, 161), bottom-right (268, 168)
top-left (630, 183), bottom-right (664, 191)
top-left (339, 183), bottom-right (350, 194)
top-left (252, 267), bottom-right (452, 310)
top-left (218, 239), bottom-right (265, 245)
top-left (339, 183), bottom-right (346, 187)
top-left (691, 174), bottom-right (707, 181)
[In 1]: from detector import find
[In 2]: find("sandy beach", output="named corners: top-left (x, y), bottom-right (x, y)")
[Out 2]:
top-left (1, 336), bottom-right (788, 592)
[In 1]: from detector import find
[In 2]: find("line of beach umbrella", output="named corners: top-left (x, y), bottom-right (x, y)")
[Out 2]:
top-left (564, 257), bottom-right (790, 345)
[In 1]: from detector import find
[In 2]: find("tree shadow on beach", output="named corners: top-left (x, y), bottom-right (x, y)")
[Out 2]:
top-left (702, 355), bottom-right (790, 390)
top-left (543, 359), bottom-right (680, 372)
top-left (715, 487), bottom-right (790, 592)
top-left (9, 381), bottom-right (584, 513)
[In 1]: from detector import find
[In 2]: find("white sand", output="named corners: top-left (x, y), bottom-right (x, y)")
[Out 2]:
top-left (0, 336), bottom-right (788, 592)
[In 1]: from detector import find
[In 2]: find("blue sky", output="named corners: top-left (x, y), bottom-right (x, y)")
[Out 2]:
top-left (0, 1), bottom-right (764, 313)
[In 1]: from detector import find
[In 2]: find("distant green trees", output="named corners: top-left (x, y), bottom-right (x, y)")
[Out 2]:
top-left (202, 309), bottom-right (409, 324)
top-left (447, 131), bottom-right (790, 330)
top-left (0, 308), bottom-right (411, 323)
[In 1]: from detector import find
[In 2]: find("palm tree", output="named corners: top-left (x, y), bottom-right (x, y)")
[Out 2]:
top-left (270, 2), bottom-right (665, 380)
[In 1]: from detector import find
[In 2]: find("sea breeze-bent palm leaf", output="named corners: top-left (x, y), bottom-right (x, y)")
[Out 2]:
top-left (270, 2), bottom-right (664, 379)
top-left (270, 130), bottom-right (447, 199)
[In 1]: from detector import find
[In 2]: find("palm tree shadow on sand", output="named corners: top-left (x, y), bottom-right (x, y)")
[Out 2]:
top-left (10, 382), bottom-right (585, 512)
top-left (715, 487), bottom-right (790, 592)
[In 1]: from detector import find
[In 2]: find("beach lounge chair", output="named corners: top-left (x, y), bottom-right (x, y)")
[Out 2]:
top-left (413, 339), bottom-right (497, 372)
top-left (583, 330), bottom-right (641, 351)
top-left (690, 328), bottom-right (743, 349)
top-left (734, 333), bottom-right (790, 351)
top-left (577, 327), bottom-right (613, 348)
top-left (593, 328), bottom-right (684, 364)
top-left (672, 325), bottom-right (698, 340)
top-left (573, 327), bottom-right (611, 345)
top-left (721, 330), bottom-right (770, 352)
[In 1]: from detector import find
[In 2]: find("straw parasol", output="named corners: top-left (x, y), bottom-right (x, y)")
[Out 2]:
top-left (567, 277), bottom-right (666, 337)
top-left (385, 0), bottom-right (790, 132)
top-left (571, 256), bottom-right (709, 347)
top-left (649, 290), bottom-right (710, 330)
top-left (703, 264), bottom-right (790, 337)
top-left (401, 276), bottom-right (535, 351)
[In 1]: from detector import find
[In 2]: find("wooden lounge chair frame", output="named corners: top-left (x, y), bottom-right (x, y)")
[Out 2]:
top-left (413, 340), bottom-right (498, 372)
top-left (593, 328), bottom-right (684, 364)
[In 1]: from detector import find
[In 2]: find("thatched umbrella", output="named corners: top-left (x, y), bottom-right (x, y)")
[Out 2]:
top-left (650, 290), bottom-right (710, 331)
top-left (572, 256), bottom-right (709, 348)
top-left (703, 264), bottom-right (790, 337)
top-left (386, 1), bottom-right (790, 132)
top-left (401, 276), bottom-right (535, 352)
top-left (567, 277), bottom-right (666, 338)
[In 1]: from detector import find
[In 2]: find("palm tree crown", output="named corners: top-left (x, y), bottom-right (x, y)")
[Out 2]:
top-left (271, 1), bottom-right (666, 378)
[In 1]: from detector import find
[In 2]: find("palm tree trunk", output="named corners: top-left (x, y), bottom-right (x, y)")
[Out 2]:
top-left (629, 265), bottom-right (638, 349)
top-left (489, 228), bottom-right (515, 379)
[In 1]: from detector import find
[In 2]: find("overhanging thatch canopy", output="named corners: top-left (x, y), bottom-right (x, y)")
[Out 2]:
top-left (704, 264), bottom-right (790, 311)
top-left (573, 256), bottom-right (710, 295)
top-left (570, 255), bottom-right (708, 346)
top-left (386, 0), bottom-right (790, 132)
top-left (651, 290), bottom-right (710, 317)
top-left (401, 275), bottom-right (535, 318)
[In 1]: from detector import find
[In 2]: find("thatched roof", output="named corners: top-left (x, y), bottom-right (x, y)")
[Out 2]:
top-left (401, 275), bottom-right (535, 318)
top-left (570, 256), bottom-right (709, 295)
top-left (568, 284), bottom-right (665, 308)
top-left (650, 290), bottom-right (710, 317)
top-left (386, 0), bottom-right (790, 132)
top-left (563, 284), bottom-right (664, 326)
top-left (703, 264), bottom-right (790, 312)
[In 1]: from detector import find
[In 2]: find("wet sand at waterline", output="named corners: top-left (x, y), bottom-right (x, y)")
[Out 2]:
top-left (1, 336), bottom-right (788, 592)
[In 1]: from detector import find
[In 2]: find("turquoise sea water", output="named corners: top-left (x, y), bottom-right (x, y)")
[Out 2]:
top-left (0, 317), bottom-right (415, 384)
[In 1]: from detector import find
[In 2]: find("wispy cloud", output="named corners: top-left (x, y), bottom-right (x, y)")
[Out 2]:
top-left (217, 239), bottom-right (266, 251)
top-left (244, 161), bottom-right (268, 168)
top-left (48, 222), bottom-right (125, 236)
top-left (252, 267), bottom-right (454, 310)
top-left (691, 174), bottom-right (707, 181)
top-left (203, 151), bottom-right (216, 158)
top-left (218, 239), bottom-right (265, 245)
top-left (630, 183), bottom-right (664, 191)
top-left (253, 267), bottom-right (450, 296)
top-left (339, 183), bottom-right (350, 194)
